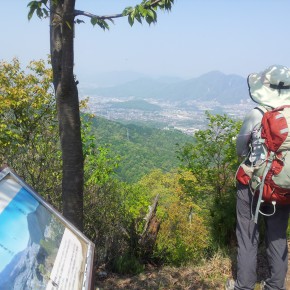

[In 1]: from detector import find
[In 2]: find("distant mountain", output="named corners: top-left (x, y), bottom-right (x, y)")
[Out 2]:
top-left (83, 71), bottom-right (248, 104)
top-left (163, 71), bottom-right (248, 104)
top-left (0, 242), bottom-right (44, 290)
top-left (0, 205), bottom-right (52, 289)
top-left (27, 204), bottom-right (51, 244)
top-left (78, 71), bottom-right (183, 89)
top-left (87, 77), bottom-right (173, 99)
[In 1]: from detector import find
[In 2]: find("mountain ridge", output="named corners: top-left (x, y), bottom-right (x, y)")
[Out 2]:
top-left (80, 70), bottom-right (249, 104)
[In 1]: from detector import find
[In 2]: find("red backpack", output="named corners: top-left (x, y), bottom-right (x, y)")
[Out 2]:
top-left (250, 105), bottom-right (290, 222)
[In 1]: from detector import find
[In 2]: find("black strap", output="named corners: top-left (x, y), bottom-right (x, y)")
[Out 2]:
top-left (254, 106), bottom-right (268, 115)
top-left (269, 81), bottom-right (290, 95)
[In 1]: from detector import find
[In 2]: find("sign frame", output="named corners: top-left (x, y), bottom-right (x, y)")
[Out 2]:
top-left (0, 165), bottom-right (95, 290)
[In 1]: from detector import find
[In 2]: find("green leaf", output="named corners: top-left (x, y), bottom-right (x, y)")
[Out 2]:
top-left (36, 7), bottom-right (44, 18)
top-left (147, 8), bottom-right (157, 20)
top-left (144, 8), bottom-right (157, 25)
top-left (27, 0), bottom-right (49, 20)
top-left (91, 17), bottom-right (109, 30)
top-left (122, 6), bottom-right (133, 16)
top-left (27, 1), bottom-right (38, 20)
top-left (164, 0), bottom-right (174, 10)
top-left (138, 4), bottom-right (147, 16)
top-left (128, 13), bottom-right (134, 26)
top-left (91, 17), bottom-right (98, 26)
top-left (28, 8), bottom-right (36, 20)
top-left (135, 13), bottom-right (142, 24)
top-left (42, 8), bottom-right (49, 18)
top-left (76, 19), bottom-right (85, 24)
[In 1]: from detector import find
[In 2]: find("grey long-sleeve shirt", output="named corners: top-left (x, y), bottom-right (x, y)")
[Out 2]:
top-left (236, 107), bottom-right (266, 165)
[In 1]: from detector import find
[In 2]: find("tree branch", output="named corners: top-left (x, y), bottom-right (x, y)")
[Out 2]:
top-left (74, 0), bottom-right (167, 20)
top-left (74, 10), bottom-right (122, 20)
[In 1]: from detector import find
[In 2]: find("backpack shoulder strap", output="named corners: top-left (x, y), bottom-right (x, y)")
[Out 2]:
top-left (254, 105), bottom-right (269, 115)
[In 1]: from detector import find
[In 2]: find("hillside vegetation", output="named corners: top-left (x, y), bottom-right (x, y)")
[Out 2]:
top-left (1, 59), bottom-right (246, 289)
top-left (89, 115), bottom-right (194, 182)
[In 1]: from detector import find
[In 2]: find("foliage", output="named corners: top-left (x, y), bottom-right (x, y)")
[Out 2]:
top-left (0, 58), bottom-right (245, 271)
top-left (0, 56), bottom-right (215, 270)
top-left (90, 116), bottom-right (194, 182)
top-left (122, 0), bottom-right (174, 26)
top-left (28, 0), bottom-right (175, 28)
top-left (83, 174), bottom-right (156, 271)
top-left (138, 169), bottom-right (210, 266)
top-left (0, 58), bottom-right (139, 270)
top-left (178, 112), bottom-right (242, 248)
top-left (179, 112), bottom-right (241, 199)
top-left (0, 58), bottom-right (62, 207)
top-left (81, 112), bottom-right (151, 269)
top-left (111, 253), bottom-right (144, 275)
top-left (82, 126), bottom-right (209, 268)
top-left (83, 158), bottom-right (154, 270)
top-left (82, 112), bottom-right (120, 186)
top-left (82, 112), bottom-right (122, 249)
top-left (85, 167), bottom-right (210, 268)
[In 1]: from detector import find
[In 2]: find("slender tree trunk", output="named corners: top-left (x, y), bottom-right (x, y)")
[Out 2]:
top-left (50, 0), bottom-right (84, 230)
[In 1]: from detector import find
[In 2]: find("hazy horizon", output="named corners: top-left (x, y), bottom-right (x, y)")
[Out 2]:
top-left (1, 1), bottom-right (290, 82)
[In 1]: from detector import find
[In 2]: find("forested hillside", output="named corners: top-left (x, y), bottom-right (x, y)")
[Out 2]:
top-left (1, 59), bottom-right (243, 288)
top-left (89, 115), bottom-right (194, 182)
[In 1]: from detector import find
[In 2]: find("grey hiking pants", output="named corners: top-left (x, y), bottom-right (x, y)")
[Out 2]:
top-left (235, 183), bottom-right (290, 290)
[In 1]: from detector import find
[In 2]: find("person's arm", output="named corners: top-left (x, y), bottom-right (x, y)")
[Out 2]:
top-left (236, 108), bottom-right (263, 158)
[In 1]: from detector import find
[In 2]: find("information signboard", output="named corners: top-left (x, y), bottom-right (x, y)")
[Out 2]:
top-left (0, 166), bottom-right (95, 290)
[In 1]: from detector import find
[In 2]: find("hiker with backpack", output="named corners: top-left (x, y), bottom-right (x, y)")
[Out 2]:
top-left (226, 65), bottom-right (290, 290)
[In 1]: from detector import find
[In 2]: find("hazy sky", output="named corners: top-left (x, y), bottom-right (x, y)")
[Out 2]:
top-left (1, 0), bottom-right (290, 83)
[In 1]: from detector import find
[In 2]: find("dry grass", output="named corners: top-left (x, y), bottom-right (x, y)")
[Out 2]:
top-left (95, 252), bottom-right (233, 290)
top-left (94, 246), bottom-right (280, 289)
top-left (95, 241), bottom-right (290, 289)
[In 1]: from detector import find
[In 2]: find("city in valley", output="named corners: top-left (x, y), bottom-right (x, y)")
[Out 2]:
top-left (80, 95), bottom-right (254, 135)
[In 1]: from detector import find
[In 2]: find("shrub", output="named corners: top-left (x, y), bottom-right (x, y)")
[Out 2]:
top-left (111, 252), bottom-right (144, 275)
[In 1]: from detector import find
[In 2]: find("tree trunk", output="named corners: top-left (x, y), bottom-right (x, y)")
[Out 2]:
top-left (50, 0), bottom-right (84, 230)
top-left (139, 195), bottom-right (160, 261)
